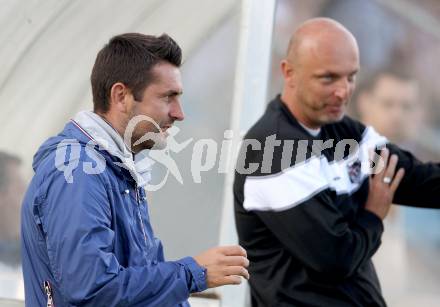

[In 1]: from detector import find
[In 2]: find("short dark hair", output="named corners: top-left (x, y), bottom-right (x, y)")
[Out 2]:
top-left (0, 151), bottom-right (21, 192)
top-left (356, 65), bottom-right (414, 97)
top-left (91, 33), bottom-right (182, 113)
top-left (350, 65), bottom-right (416, 117)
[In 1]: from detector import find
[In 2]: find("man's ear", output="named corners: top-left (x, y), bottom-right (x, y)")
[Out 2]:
top-left (281, 59), bottom-right (296, 88)
top-left (109, 82), bottom-right (131, 113)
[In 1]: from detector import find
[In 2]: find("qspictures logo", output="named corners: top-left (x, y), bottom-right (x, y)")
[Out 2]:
top-left (55, 116), bottom-right (387, 191)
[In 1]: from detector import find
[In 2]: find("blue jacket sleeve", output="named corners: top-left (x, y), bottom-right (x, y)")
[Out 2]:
top-left (38, 167), bottom-right (207, 307)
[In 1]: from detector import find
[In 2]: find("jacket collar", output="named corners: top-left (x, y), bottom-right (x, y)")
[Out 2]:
top-left (71, 111), bottom-right (152, 187)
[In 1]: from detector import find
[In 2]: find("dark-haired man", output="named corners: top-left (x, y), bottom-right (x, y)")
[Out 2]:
top-left (21, 33), bottom-right (249, 307)
top-left (355, 67), bottom-right (440, 299)
top-left (234, 18), bottom-right (440, 306)
top-left (355, 68), bottom-right (422, 145)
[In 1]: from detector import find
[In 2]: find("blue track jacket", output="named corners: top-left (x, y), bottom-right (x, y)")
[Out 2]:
top-left (21, 121), bottom-right (207, 306)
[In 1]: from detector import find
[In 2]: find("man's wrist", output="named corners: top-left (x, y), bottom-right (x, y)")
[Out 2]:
top-left (177, 256), bottom-right (208, 293)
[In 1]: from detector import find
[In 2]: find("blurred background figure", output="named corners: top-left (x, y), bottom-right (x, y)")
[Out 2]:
top-left (352, 67), bottom-right (440, 305)
top-left (0, 152), bottom-right (25, 300)
top-left (355, 67), bottom-right (422, 145)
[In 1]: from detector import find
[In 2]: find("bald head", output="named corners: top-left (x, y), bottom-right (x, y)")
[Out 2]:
top-left (286, 18), bottom-right (359, 66)
top-left (280, 18), bottom-right (360, 129)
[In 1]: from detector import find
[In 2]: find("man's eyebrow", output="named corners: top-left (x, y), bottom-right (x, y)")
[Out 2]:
top-left (161, 90), bottom-right (183, 96)
top-left (349, 69), bottom-right (359, 75)
top-left (313, 71), bottom-right (338, 77)
top-left (314, 69), bottom-right (359, 77)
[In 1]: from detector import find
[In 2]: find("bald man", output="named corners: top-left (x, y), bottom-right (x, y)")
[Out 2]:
top-left (234, 18), bottom-right (440, 306)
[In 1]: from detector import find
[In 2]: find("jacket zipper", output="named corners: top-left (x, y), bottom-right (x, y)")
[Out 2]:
top-left (135, 184), bottom-right (149, 248)
top-left (43, 281), bottom-right (55, 307)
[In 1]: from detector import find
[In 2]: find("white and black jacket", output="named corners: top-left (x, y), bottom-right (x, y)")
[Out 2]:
top-left (233, 95), bottom-right (440, 307)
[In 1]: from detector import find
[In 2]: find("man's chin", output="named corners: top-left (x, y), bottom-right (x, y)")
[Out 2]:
top-left (132, 137), bottom-right (167, 152)
top-left (320, 113), bottom-right (345, 125)
top-left (150, 137), bottom-right (167, 150)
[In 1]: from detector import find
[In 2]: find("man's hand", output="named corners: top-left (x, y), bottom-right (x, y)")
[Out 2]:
top-left (365, 148), bottom-right (405, 220)
top-left (193, 245), bottom-right (250, 288)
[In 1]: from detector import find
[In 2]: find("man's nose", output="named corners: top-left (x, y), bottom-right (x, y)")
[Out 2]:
top-left (333, 79), bottom-right (350, 101)
top-left (170, 101), bottom-right (185, 121)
